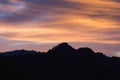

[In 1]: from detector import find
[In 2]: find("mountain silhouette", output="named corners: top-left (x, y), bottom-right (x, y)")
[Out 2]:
top-left (0, 42), bottom-right (120, 80)
top-left (77, 47), bottom-right (94, 54)
top-left (0, 50), bottom-right (40, 56)
top-left (48, 42), bottom-right (76, 57)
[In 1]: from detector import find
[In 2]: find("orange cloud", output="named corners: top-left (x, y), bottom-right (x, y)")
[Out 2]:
top-left (0, 0), bottom-right (120, 44)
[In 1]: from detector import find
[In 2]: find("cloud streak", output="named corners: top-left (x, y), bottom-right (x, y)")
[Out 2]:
top-left (0, 0), bottom-right (120, 56)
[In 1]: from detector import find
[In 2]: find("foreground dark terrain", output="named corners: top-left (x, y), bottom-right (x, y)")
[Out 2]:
top-left (0, 43), bottom-right (120, 80)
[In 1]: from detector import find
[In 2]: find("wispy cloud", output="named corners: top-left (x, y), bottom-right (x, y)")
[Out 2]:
top-left (0, 0), bottom-right (120, 55)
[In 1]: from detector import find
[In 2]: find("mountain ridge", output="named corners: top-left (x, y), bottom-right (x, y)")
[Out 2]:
top-left (0, 42), bottom-right (120, 80)
top-left (0, 42), bottom-right (97, 56)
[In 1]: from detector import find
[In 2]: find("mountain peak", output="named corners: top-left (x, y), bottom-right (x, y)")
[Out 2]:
top-left (77, 47), bottom-right (94, 54)
top-left (47, 42), bottom-right (75, 55)
top-left (52, 42), bottom-right (74, 50)
top-left (57, 42), bottom-right (70, 47)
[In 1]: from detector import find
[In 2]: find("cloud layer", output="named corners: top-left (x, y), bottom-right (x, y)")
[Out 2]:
top-left (0, 0), bottom-right (120, 56)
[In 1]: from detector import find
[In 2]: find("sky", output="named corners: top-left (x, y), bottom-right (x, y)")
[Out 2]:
top-left (0, 0), bottom-right (120, 56)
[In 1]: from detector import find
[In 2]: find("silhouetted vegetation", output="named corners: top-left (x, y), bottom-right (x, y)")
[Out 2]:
top-left (0, 42), bottom-right (120, 80)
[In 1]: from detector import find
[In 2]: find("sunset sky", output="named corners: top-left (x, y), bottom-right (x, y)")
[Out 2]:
top-left (0, 0), bottom-right (120, 56)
